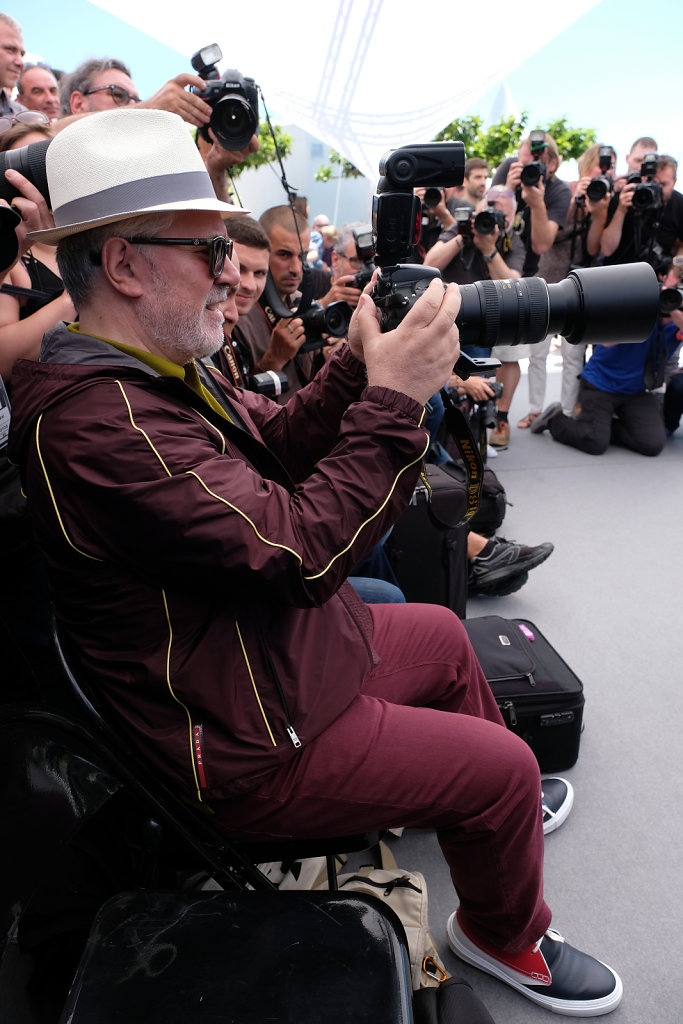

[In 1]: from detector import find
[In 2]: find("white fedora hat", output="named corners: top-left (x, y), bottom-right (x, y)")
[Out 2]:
top-left (29, 107), bottom-right (248, 244)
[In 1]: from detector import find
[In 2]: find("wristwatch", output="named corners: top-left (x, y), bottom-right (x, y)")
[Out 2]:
top-left (482, 251), bottom-right (496, 263)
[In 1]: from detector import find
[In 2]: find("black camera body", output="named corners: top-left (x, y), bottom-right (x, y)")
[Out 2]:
top-left (347, 223), bottom-right (377, 290)
top-left (659, 282), bottom-right (683, 315)
top-left (520, 128), bottom-right (547, 188)
top-left (453, 206), bottom-right (474, 239)
top-left (630, 152), bottom-right (663, 212)
top-left (586, 176), bottom-right (613, 203)
top-left (369, 141), bottom-right (659, 364)
top-left (587, 146), bottom-right (615, 205)
top-left (520, 161), bottom-right (546, 188)
top-left (474, 204), bottom-right (506, 236)
top-left (191, 43), bottom-right (259, 150)
top-left (298, 301), bottom-right (353, 352)
top-left (422, 187), bottom-right (444, 209)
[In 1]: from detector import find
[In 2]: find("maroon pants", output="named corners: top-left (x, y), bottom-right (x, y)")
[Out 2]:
top-left (219, 603), bottom-right (551, 952)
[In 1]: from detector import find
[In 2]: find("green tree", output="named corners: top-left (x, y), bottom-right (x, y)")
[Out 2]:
top-left (433, 113), bottom-right (597, 166)
top-left (315, 149), bottom-right (364, 183)
top-left (229, 122), bottom-right (293, 178)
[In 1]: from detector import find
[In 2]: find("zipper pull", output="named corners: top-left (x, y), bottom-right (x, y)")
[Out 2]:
top-left (287, 725), bottom-right (302, 749)
top-left (501, 700), bottom-right (518, 727)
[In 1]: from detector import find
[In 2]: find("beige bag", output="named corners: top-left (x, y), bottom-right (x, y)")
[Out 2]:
top-left (318, 853), bottom-right (447, 990)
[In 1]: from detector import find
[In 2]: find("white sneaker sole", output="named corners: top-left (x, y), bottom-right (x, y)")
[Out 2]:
top-left (542, 777), bottom-right (575, 835)
top-left (446, 913), bottom-right (623, 1017)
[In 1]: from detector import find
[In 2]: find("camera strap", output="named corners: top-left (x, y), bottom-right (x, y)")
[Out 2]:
top-left (420, 389), bottom-right (483, 528)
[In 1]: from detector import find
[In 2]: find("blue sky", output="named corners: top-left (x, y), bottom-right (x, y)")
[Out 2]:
top-left (15, 0), bottom-right (682, 178)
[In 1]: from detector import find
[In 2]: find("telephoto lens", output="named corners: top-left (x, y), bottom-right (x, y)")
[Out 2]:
top-left (456, 262), bottom-right (659, 348)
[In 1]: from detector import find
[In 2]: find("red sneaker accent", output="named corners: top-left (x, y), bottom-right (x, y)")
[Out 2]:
top-left (456, 910), bottom-right (551, 986)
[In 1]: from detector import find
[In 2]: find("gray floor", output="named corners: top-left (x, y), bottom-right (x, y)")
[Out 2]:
top-left (385, 357), bottom-right (683, 1023)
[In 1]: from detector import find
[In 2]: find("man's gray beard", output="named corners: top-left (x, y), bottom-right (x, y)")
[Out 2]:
top-left (138, 256), bottom-right (226, 366)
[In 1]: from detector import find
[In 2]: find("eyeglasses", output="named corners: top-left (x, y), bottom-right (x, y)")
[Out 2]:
top-left (83, 84), bottom-right (141, 106)
top-left (125, 236), bottom-right (234, 278)
top-left (0, 110), bottom-right (50, 134)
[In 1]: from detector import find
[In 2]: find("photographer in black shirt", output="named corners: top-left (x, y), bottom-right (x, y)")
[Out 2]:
top-left (599, 153), bottom-right (683, 268)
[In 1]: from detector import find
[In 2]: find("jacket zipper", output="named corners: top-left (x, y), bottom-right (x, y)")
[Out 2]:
top-left (258, 636), bottom-right (302, 749)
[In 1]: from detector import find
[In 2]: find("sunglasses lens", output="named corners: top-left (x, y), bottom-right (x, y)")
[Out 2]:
top-left (0, 118), bottom-right (11, 134)
top-left (112, 88), bottom-right (128, 106)
top-left (210, 237), bottom-right (231, 277)
top-left (18, 111), bottom-right (50, 125)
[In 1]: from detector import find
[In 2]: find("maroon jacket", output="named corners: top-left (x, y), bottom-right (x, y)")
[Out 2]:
top-left (9, 325), bottom-right (430, 805)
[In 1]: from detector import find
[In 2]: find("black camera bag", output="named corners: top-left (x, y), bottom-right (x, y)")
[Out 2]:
top-left (385, 464), bottom-right (469, 619)
top-left (440, 460), bottom-right (508, 537)
top-left (462, 616), bottom-right (584, 772)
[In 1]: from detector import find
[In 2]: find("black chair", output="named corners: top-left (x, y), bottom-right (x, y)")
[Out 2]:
top-left (50, 618), bottom-right (383, 891)
top-left (0, 704), bottom-right (412, 1024)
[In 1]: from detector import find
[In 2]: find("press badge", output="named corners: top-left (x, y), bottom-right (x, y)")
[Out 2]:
top-left (0, 375), bottom-right (10, 449)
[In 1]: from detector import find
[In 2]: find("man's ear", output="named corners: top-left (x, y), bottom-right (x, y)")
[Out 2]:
top-left (69, 91), bottom-right (87, 114)
top-left (99, 236), bottom-right (146, 297)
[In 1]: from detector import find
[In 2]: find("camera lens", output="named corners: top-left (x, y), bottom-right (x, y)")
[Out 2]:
top-left (520, 162), bottom-right (543, 188)
top-left (0, 138), bottom-right (51, 205)
top-left (422, 188), bottom-right (443, 209)
top-left (473, 210), bottom-right (496, 235)
top-left (456, 263), bottom-right (658, 348)
top-left (324, 301), bottom-right (353, 337)
top-left (659, 286), bottom-right (683, 315)
top-left (211, 94), bottom-right (258, 150)
top-left (586, 178), bottom-right (609, 203)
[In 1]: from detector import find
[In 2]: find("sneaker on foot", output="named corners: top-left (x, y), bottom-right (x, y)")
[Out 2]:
top-left (469, 569), bottom-right (529, 598)
top-left (489, 420), bottom-right (510, 447)
top-left (468, 537), bottom-right (553, 595)
top-left (530, 402), bottom-right (562, 434)
top-left (447, 910), bottom-right (623, 1016)
top-left (542, 777), bottom-right (574, 835)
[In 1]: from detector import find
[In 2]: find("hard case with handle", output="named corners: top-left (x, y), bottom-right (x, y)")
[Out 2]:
top-left (462, 615), bottom-right (584, 772)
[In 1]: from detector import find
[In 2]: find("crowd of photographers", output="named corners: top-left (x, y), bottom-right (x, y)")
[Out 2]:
top-left (2, 13), bottom-right (677, 1015)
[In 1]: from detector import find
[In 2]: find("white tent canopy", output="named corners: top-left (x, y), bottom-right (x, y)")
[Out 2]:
top-left (90, 0), bottom-right (603, 180)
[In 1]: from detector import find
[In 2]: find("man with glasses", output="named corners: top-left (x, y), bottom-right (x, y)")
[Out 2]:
top-left (8, 108), bottom-right (623, 1019)
top-left (0, 13), bottom-right (25, 117)
top-left (316, 222), bottom-right (366, 310)
top-left (60, 56), bottom-right (258, 202)
top-left (17, 63), bottom-right (60, 121)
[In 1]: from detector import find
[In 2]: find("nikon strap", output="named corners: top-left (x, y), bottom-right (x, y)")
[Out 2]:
top-left (418, 389), bottom-right (484, 529)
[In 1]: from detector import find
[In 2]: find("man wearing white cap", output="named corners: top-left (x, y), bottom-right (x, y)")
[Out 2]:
top-left (8, 108), bottom-right (622, 1018)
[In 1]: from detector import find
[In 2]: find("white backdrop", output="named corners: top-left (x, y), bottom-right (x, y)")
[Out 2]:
top-left (89, 0), bottom-right (604, 180)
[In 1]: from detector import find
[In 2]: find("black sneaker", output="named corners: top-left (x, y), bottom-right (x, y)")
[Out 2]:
top-left (530, 402), bottom-right (562, 434)
top-left (468, 537), bottom-right (553, 595)
top-left (542, 777), bottom-right (574, 835)
top-left (447, 910), bottom-right (623, 1016)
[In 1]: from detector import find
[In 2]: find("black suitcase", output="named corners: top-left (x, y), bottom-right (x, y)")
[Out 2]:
top-left (462, 615), bottom-right (584, 772)
top-left (385, 464), bottom-right (469, 619)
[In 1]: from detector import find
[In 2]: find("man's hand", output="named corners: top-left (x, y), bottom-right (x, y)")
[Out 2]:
top-left (139, 73), bottom-right (212, 128)
top-left (256, 317), bottom-right (307, 372)
top-left (204, 128), bottom-right (260, 172)
top-left (349, 279), bottom-right (461, 406)
top-left (521, 178), bottom-right (546, 210)
top-left (457, 375), bottom-right (496, 401)
top-left (319, 274), bottom-right (362, 309)
top-left (473, 226), bottom-right (499, 258)
top-left (503, 161), bottom-right (524, 192)
top-left (615, 182), bottom-right (636, 211)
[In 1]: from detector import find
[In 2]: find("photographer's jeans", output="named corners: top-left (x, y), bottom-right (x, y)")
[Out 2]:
top-left (216, 602), bottom-right (551, 954)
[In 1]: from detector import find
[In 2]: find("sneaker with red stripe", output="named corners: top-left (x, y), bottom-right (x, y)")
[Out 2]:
top-left (447, 909), bottom-right (623, 1016)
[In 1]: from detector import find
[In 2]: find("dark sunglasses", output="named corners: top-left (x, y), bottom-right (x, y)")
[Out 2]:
top-left (83, 84), bottom-right (141, 106)
top-left (125, 235), bottom-right (233, 278)
top-left (0, 110), bottom-right (50, 134)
